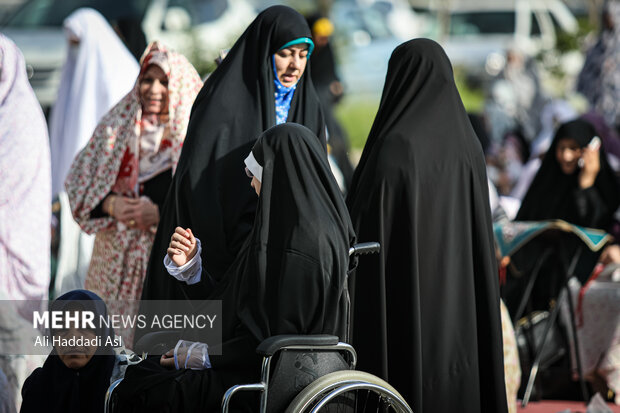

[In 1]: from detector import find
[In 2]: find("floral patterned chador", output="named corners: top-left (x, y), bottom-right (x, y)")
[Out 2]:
top-left (65, 42), bottom-right (202, 346)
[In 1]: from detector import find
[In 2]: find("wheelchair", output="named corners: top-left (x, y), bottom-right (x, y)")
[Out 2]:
top-left (105, 243), bottom-right (413, 413)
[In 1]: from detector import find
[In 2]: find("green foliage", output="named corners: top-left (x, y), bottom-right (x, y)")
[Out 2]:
top-left (556, 16), bottom-right (595, 54)
top-left (334, 96), bottom-right (379, 150)
top-left (453, 67), bottom-right (485, 113)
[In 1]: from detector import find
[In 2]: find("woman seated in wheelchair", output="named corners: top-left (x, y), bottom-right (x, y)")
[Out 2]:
top-left (112, 123), bottom-right (355, 411)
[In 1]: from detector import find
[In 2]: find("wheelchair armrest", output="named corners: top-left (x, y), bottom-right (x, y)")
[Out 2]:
top-left (134, 330), bottom-right (182, 354)
top-left (256, 334), bottom-right (339, 356)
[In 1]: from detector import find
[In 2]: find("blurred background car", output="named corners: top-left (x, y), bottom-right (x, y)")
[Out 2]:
top-left (329, 0), bottom-right (425, 96)
top-left (1, 0), bottom-right (256, 116)
top-left (0, 0), bottom-right (23, 22)
top-left (412, 0), bottom-right (579, 85)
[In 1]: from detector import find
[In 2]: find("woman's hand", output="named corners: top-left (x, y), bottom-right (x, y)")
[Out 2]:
top-left (130, 197), bottom-right (159, 230)
top-left (167, 227), bottom-right (197, 267)
top-left (104, 195), bottom-right (140, 223)
top-left (579, 146), bottom-right (600, 189)
top-left (599, 244), bottom-right (620, 266)
top-left (160, 348), bottom-right (178, 369)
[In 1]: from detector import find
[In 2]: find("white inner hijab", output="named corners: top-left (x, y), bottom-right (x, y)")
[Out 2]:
top-left (244, 151), bottom-right (263, 183)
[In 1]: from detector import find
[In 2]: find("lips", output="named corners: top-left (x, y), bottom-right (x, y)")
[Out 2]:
top-left (281, 74), bottom-right (297, 84)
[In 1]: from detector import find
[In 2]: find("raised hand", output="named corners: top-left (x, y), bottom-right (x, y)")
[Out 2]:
top-left (167, 227), bottom-right (197, 267)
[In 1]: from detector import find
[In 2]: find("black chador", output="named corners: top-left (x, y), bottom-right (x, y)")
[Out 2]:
top-left (347, 39), bottom-right (508, 413)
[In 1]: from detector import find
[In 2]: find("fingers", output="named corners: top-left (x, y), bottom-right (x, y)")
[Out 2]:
top-left (600, 251), bottom-right (609, 265)
top-left (174, 227), bottom-right (190, 238)
top-left (139, 196), bottom-right (155, 206)
top-left (172, 228), bottom-right (194, 246)
top-left (167, 247), bottom-right (183, 258)
top-left (160, 350), bottom-right (175, 368)
top-left (583, 147), bottom-right (600, 161)
top-left (170, 239), bottom-right (190, 252)
top-left (120, 197), bottom-right (140, 205)
top-left (116, 204), bottom-right (140, 221)
top-left (187, 228), bottom-right (196, 245)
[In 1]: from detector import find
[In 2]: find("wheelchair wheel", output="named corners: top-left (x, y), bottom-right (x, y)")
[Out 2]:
top-left (284, 370), bottom-right (413, 413)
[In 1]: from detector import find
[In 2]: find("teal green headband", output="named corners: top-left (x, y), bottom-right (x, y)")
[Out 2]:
top-left (279, 37), bottom-right (314, 57)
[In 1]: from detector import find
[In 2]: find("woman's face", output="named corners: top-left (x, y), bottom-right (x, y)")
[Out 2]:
top-left (555, 137), bottom-right (582, 175)
top-left (274, 44), bottom-right (309, 87)
top-left (246, 167), bottom-right (261, 195)
top-left (251, 176), bottom-right (261, 196)
top-left (55, 324), bottom-right (98, 370)
top-left (139, 65), bottom-right (169, 114)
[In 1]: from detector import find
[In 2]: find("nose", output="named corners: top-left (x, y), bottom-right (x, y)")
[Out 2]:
top-left (561, 148), bottom-right (576, 162)
top-left (290, 55), bottom-right (302, 70)
top-left (151, 80), bottom-right (165, 94)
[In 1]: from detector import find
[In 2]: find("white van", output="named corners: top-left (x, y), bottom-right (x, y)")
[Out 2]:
top-left (414, 0), bottom-right (579, 79)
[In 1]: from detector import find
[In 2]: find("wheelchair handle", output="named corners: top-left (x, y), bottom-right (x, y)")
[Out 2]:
top-left (349, 242), bottom-right (380, 257)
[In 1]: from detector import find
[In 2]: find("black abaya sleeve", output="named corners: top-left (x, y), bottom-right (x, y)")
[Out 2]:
top-left (573, 185), bottom-right (610, 228)
top-left (114, 332), bottom-right (261, 413)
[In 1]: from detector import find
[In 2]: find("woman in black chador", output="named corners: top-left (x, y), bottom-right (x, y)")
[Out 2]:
top-left (346, 39), bottom-right (508, 412)
top-left (141, 5), bottom-right (326, 306)
top-left (21, 290), bottom-right (118, 413)
top-left (516, 118), bottom-right (619, 229)
top-left (506, 119), bottom-right (620, 316)
top-left (115, 123), bottom-right (354, 411)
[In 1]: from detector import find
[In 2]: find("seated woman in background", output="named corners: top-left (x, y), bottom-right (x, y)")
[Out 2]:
top-left (516, 118), bottom-right (620, 229)
top-left (65, 42), bottom-right (202, 346)
top-left (20, 290), bottom-right (122, 413)
top-left (506, 119), bottom-right (620, 319)
top-left (114, 123), bottom-right (354, 412)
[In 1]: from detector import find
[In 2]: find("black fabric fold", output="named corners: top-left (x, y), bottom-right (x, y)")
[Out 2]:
top-left (346, 38), bottom-right (507, 412)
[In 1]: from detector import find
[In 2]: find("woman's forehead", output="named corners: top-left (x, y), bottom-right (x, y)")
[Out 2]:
top-left (557, 137), bottom-right (580, 148)
top-left (284, 44), bottom-right (309, 51)
top-left (142, 64), bottom-right (167, 78)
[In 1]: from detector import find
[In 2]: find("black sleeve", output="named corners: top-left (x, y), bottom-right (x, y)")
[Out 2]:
top-left (573, 185), bottom-right (608, 228)
top-left (141, 168), bottom-right (173, 209)
top-left (89, 169), bottom-right (173, 219)
top-left (208, 332), bottom-right (261, 371)
top-left (90, 193), bottom-right (111, 219)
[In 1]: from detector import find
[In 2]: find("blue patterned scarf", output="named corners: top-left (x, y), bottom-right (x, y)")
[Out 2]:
top-left (271, 37), bottom-right (314, 125)
top-left (272, 55), bottom-right (297, 125)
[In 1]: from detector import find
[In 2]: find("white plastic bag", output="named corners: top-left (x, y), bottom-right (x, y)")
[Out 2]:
top-left (586, 392), bottom-right (612, 413)
top-left (173, 340), bottom-right (211, 370)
